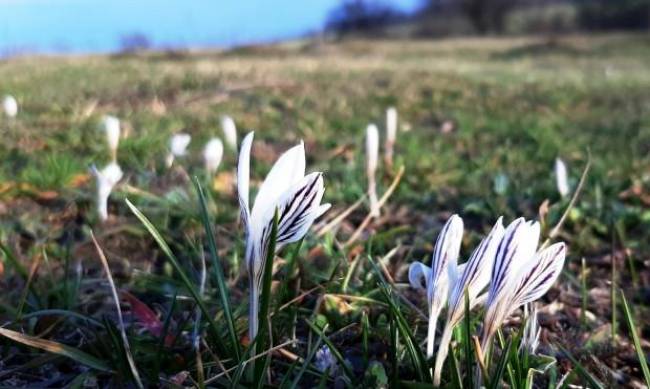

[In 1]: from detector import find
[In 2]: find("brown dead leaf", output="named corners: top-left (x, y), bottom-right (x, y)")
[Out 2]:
top-left (150, 96), bottom-right (167, 115)
top-left (212, 171), bottom-right (234, 195)
top-left (69, 173), bottom-right (91, 188)
top-left (538, 199), bottom-right (550, 224)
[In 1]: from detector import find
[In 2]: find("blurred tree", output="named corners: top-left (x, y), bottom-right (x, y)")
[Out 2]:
top-left (459, 0), bottom-right (518, 33)
top-left (325, 0), bottom-right (405, 37)
top-left (576, 0), bottom-right (650, 30)
top-left (119, 33), bottom-right (151, 53)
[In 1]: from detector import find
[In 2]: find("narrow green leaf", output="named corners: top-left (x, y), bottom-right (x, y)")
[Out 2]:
top-left (289, 330), bottom-right (325, 389)
top-left (620, 290), bottom-right (650, 386)
top-left (0, 327), bottom-right (112, 372)
top-left (557, 344), bottom-right (604, 389)
top-left (362, 311), bottom-right (369, 370)
top-left (0, 242), bottom-right (28, 279)
top-left (305, 320), bottom-right (355, 381)
top-left (369, 256), bottom-right (429, 382)
top-left (489, 336), bottom-right (513, 389)
top-left (463, 289), bottom-right (473, 389)
top-left (448, 344), bottom-right (464, 389)
top-left (125, 199), bottom-right (230, 357)
top-left (193, 177), bottom-right (241, 361)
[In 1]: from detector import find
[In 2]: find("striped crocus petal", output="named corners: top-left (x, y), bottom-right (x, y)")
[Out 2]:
top-left (251, 172), bottom-right (330, 298)
top-left (237, 132), bottom-right (254, 238)
top-left (428, 215), bottom-right (464, 303)
top-left (512, 242), bottom-right (566, 307)
top-left (271, 172), bottom-right (330, 248)
top-left (447, 217), bottom-right (504, 328)
top-left (486, 218), bottom-right (540, 308)
top-left (432, 217), bottom-right (504, 386)
top-left (423, 214), bottom-right (463, 357)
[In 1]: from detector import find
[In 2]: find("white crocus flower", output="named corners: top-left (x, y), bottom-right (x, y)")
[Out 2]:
top-left (238, 131), bottom-right (330, 344)
top-left (165, 133), bottom-right (191, 167)
top-left (481, 218), bottom-right (566, 351)
top-left (555, 158), bottom-right (569, 198)
top-left (3, 95), bottom-right (18, 118)
top-left (408, 215), bottom-right (463, 358)
top-left (91, 162), bottom-right (123, 222)
top-left (366, 124), bottom-right (380, 217)
top-left (102, 115), bottom-right (121, 162)
top-left (384, 107), bottom-right (397, 169)
top-left (221, 115), bottom-right (238, 150)
top-left (433, 217), bottom-right (505, 386)
top-left (203, 137), bottom-right (224, 174)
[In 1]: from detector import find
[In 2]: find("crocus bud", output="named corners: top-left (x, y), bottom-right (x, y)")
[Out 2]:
top-left (384, 107), bottom-right (397, 169)
top-left (555, 158), bottom-right (569, 198)
top-left (203, 137), bottom-right (224, 174)
top-left (221, 115), bottom-right (238, 150)
top-left (366, 124), bottom-right (380, 217)
top-left (102, 115), bottom-right (120, 162)
top-left (166, 133), bottom-right (191, 167)
top-left (3, 95), bottom-right (18, 118)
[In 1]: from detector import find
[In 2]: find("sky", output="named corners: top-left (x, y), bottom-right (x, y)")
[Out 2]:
top-left (0, 0), bottom-right (423, 56)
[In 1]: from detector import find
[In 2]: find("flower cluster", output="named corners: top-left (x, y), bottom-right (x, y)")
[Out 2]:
top-left (409, 215), bottom-right (566, 386)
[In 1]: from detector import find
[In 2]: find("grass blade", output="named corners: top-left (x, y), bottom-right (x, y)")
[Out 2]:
top-left (0, 242), bottom-right (28, 279)
top-left (369, 255), bottom-right (429, 382)
top-left (91, 231), bottom-right (144, 388)
top-left (289, 330), bottom-right (325, 389)
top-left (448, 344), bottom-right (464, 389)
top-left (305, 320), bottom-right (354, 381)
top-left (463, 290), bottom-right (473, 389)
top-left (125, 198), bottom-right (230, 357)
top-left (193, 177), bottom-right (241, 361)
top-left (620, 289), bottom-right (650, 386)
top-left (0, 327), bottom-right (112, 372)
top-left (489, 336), bottom-right (513, 389)
top-left (557, 344), bottom-right (604, 389)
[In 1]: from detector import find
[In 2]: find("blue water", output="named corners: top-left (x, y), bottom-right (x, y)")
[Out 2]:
top-left (0, 0), bottom-right (422, 56)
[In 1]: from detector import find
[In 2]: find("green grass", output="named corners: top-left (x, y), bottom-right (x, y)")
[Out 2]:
top-left (0, 33), bottom-right (649, 387)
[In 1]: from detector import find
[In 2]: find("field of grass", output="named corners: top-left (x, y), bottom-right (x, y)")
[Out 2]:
top-left (0, 33), bottom-right (649, 387)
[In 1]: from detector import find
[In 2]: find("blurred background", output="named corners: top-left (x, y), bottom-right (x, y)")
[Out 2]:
top-left (1, 0), bottom-right (649, 56)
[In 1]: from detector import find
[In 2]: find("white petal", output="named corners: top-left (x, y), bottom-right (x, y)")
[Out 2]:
top-left (250, 140), bottom-right (306, 225)
top-left (487, 218), bottom-right (539, 307)
top-left (238, 132), bottom-right (254, 231)
top-left (448, 217), bottom-right (504, 324)
top-left (514, 243), bottom-right (566, 306)
top-left (430, 214), bottom-right (464, 291)
top-left (92, 162), bottom-right (123, 222)
top-left (408, 261), bottom-right (431, 291)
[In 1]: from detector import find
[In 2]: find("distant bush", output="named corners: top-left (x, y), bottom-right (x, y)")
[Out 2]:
top-left (506, 3), bottom-right (578, 34)
top-left (119, 33), bottom-right (151, 53)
